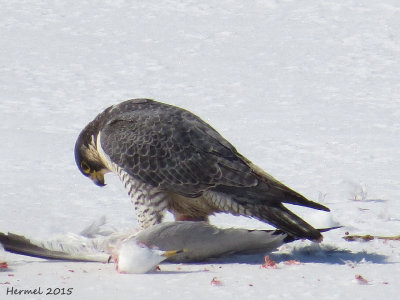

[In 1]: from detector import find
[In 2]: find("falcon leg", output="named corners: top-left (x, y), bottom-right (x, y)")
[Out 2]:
top-left (132, 188), bottom-right (170, 229)
top-left (173, 213), bottom-right (209, 222)
top-left (121, 173), bottom-right (169, 229)
top-left (135, 202), bottom-right (166, 228)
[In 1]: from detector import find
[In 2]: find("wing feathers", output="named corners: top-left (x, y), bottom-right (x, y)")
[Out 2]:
top-left (100, 105), bottom-right (259, 196)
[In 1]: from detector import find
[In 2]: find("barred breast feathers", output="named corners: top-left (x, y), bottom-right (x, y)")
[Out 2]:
top-left (96, 132), bottom-right (169, 228)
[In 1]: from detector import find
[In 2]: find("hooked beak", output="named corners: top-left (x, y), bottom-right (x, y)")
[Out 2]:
top-left (90, 171), bottom-right (106, 187)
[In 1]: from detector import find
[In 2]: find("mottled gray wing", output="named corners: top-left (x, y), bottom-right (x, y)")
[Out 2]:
top-left (100, 102), bottom-right (258, 197)
top-left (135, 221), bottom-right (286, 262)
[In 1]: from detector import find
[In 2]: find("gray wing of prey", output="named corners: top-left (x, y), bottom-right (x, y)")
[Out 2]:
top-left (135, 221), bottom-right (286, 262)
top-left (0, 222), bottom-right (287, 262)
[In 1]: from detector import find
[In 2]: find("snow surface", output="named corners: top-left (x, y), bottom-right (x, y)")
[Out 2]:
top-left (1, 0), bottom-right (399, 299)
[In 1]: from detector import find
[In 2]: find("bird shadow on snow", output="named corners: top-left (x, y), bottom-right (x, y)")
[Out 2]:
top-left (3, 247), bottom-right (388, 274)
top-left (190, 244), bottom-right (388, 266)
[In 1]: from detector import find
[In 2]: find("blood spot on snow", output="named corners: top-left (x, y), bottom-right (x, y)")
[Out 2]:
top-left (284, 260), bottom-right (301, 265)
top-left (210, 277), bottom-right (223, 286)
top-left (261, 255), bottom-right (277, 269)
top-left (355, 274), bottom-right (369, 285)
top-left (0, 262), bottom-right (8, 269)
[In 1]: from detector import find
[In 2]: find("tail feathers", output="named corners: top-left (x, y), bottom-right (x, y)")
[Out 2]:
top-left (246, 162), bottom-right (330, 212)
top-left (258, 180), bottom-right (330, 212)
top-left (281, 190), bottom-right (330, 212)
top-left (213, 183), bottom-right (330, 213)
top-left (0, 232), bottom-right (109, 262)
top-left (271, 226), bottom-right (342, 243)
top-left (251, 205), bottom-right (323, 242)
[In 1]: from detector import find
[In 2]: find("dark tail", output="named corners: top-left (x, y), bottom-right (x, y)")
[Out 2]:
top-left (213, 182), bottom-right (330, 241)
top-left (280, 189), bottom-right (330, 212)
top-left (213, 182), bottom-right (330, 213)
top-left (277, 226), bottom-right (342, 243)
top-left (250, 205), bottom-right (324, 242)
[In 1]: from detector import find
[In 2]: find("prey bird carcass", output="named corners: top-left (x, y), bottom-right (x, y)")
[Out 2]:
top-left (0, 220), bottom-right (338, 273)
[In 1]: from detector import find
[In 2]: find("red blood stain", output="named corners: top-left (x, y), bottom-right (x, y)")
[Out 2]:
top-left (261, 255), bottom-right (278, 269)
top-left (355, 274), bottom-right (369, 285)
top-left (210, 277), bottom-right (223, 286)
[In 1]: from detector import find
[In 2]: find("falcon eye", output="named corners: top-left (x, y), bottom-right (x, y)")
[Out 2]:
top-left (81, 161), bottom-right (91, 174)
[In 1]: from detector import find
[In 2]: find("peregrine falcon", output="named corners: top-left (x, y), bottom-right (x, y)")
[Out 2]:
top-left (75, 99), bottom-right (329, 241)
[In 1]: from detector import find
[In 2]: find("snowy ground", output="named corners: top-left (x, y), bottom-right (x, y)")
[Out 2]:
top-left (1, 0), bottom-right (400, 299)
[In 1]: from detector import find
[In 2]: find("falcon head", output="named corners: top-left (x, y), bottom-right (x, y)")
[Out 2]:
top-left (74, 99), bottom-right (151, 188)
top-left (74, 123), bottom-right (108, 187)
